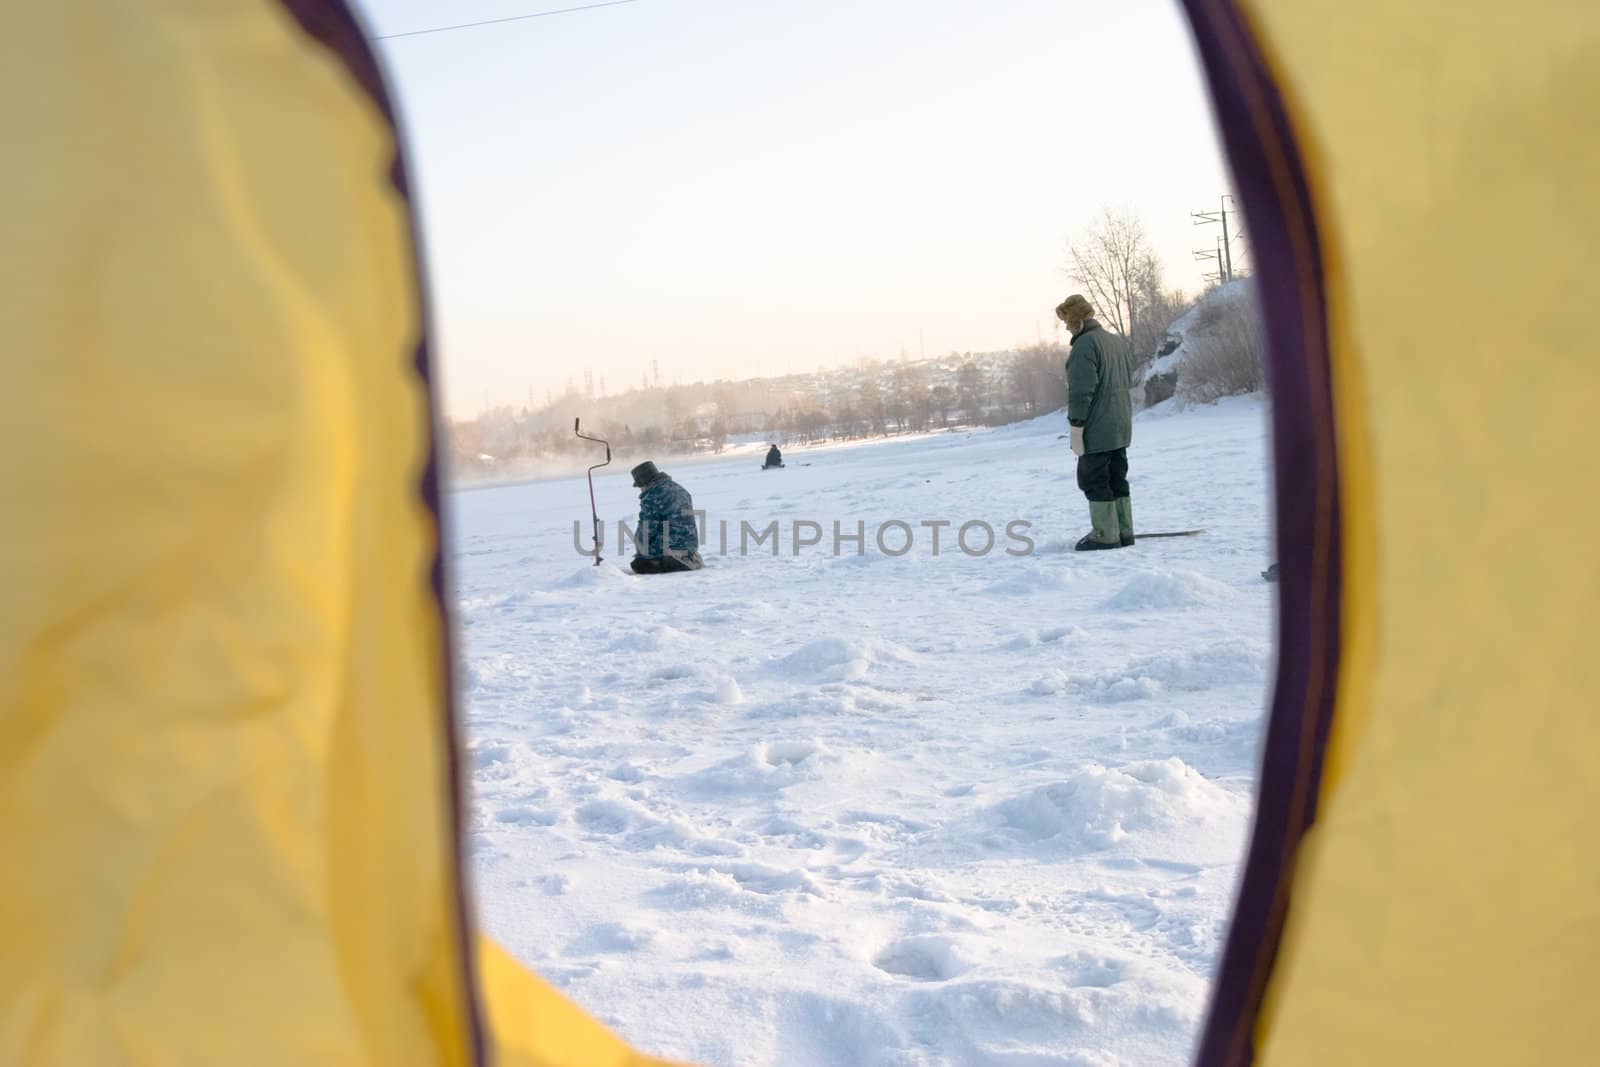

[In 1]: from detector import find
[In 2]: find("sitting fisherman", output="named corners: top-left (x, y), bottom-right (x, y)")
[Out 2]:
top-left (629, 460), bottom-right (703, 574)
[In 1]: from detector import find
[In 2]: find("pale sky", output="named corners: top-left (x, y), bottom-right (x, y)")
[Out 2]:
top-left (355, 0), bottom-right (1237, 419)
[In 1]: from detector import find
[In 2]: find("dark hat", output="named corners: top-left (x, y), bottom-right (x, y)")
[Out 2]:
top-left (630, 460), bottom-right (660, 488)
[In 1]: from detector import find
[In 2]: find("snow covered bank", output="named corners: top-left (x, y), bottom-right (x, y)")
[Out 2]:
top-left (1139, 280), bottom-right (1261, 409)
top-left (447, 397), bottom-right (1274, 1065)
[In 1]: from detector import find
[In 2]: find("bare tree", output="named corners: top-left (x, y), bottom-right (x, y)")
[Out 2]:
top-left (856, 379), bottom-right (887, 436)
top-left (1007, 344), bottom-right (1070, 416)
top-left (891, 363), bottom-right (929, 432)
top-left (1066, 207), bottom-right (1165, 351)
top-left (955, 362), bottom-right (989, 425)
top-left (832, 400), bottom-right (862, 440)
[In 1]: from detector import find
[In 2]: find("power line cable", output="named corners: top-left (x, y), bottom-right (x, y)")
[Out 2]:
top-left (373, 0), bottom-right (641, 41)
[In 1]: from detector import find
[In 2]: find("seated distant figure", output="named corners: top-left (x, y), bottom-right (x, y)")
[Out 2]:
top-left (763, 443), bottom-right (783, 469)
top-left (629, 460), bottom-right (703, 574)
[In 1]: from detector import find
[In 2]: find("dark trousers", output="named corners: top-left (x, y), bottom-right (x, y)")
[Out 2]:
top-left (630, 554), bottom-right (701, 575)
top-left (1076, 448), bottom-right (1130, 503)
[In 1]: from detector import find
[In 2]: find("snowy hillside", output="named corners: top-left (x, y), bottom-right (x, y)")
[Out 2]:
top-left (1139, 280), bottom-right (1257, 407)
top-left (446, 397), bottom-right (1274, 1066)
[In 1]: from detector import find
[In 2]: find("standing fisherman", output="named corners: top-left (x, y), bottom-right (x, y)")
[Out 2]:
top-left (1057, 294), bottom-right (1135, 550)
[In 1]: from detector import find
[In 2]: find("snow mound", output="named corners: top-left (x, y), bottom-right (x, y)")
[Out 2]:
top-left (992, 758), bottom-right (1247, 850)
top-left (569, 796), bottom-right (728, 854)
top-left (645, 869), bottom-right (786, 915)
top-left (771, 636), bottom-right (916, 682)
top-left (1102, 570), bottom-right (1235, 611)
top-left (550, 563), bottom-right (632, 589)
top-left (1070, 640), bottom-right (1270, 701)
top-left (649, 869), bottom-right (745, 909)
top-left (1122, 641), bottom-right (1268, 686)
top-left (1004, 624), bottom-right (1086, 651)
top-left (1152, 711), bottom-right (1265, 762)
top-left (982, 568), bottom-right (1076, 596)
top-left (609, 624), bottom-right (691, 652)
top-left (681, 739), bottom-right (833, 794)
top-left (470, 742), bottom-right (512, 768)
top-left (683, 860), bottom-right (824, 897)
top-left (1030, 670), bottom-right (1070, 695)
top-left (922, 972), bottom-right (1207, 1059)
top-left (1071, 675), bottom-right (1164, 703)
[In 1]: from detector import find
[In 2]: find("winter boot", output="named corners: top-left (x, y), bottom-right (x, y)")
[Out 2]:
top-left (1115, 497), bottom-right (1134, 547)
top-left (1075, 501), bottom-right (1123, 551)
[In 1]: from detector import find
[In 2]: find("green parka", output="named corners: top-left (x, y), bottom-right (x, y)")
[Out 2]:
top-left (1066, 318), bottom-right (1134, 453)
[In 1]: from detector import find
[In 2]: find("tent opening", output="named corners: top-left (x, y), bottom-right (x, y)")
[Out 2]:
top-left (366, 1), bottom-right (1284, 1062)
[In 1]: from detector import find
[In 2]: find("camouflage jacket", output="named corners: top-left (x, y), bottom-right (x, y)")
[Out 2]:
top-left (635, 474), bottom-right (701, 561)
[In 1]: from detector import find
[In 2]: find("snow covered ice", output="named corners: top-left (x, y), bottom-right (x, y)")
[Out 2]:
top-left (447, 396), bottom-right (1273, 1066)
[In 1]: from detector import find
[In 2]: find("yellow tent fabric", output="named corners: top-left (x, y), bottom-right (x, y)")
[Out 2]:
top-left (1188, 1), bottom-right (1600, 1064)
top-left (8, 0), bottom-right (1596, 1064)
top-left (0, 2), bottom-right (676, 1064)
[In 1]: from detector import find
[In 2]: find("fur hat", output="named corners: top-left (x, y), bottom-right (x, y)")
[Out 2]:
top-left (630, 460), bottom-right (661, 488)
top-left (1055, 294), bottom-right (1094, 330)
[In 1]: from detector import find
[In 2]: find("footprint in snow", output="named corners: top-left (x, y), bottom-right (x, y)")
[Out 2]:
top-left (872, 936), bottom-right (967, 981)
top-left (574, 799), bottom-right (644, 835)
top-left (494, 806), bottom-right (557, 826)
top-left (1050, 950), bottom-right (1132, 988)
top-left (566, 922), bottom-right (655, 955)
